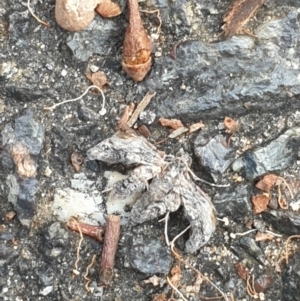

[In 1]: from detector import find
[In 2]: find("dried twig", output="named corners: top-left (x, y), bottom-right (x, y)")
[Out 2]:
top-left (67, 218), bottom-right (105, 242)
top-left (43, 85), bottom-right (106, 115)
top-left (84, 255), bottom-right (97, 292)
top-left (127, 92), bottom-right (156, 127)
top-left (100, 215), bottom-right (120, 285)
top-left (27, 0), bottom-right (50, 27)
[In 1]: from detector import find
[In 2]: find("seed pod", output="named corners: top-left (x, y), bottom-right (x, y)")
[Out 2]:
top-left (122, 0), bottom-right (152, 81)
top-left (96, 0), bottom-right (122, 18)
top-left (55, 0), bottom-right (100, 31)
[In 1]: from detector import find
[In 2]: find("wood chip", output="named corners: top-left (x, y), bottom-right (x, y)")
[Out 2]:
top-left (235, 262), bottom-right (249, 281)
top-left (127, 92), bottom-right (156, 127)
top-left (189, 121), bottom-right (205, 134)
top-left (159, 117), bottom-right (184, 130)
top-left (168, 127), bottom-right (189, 138)
top-left (222, 0), bottom-right (266, 38)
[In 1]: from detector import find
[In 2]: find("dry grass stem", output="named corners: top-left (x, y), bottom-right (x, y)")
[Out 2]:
top-left (27, 0), bottom-right (50, 27)
top-left (43, 85), bottom-right (106, 115)
top-left (127, 92), bottom-right (156, 127)
top-left (72, 218), bottom-right (84, 276)
top-left (84, 255), bottom-right (97, 292)
top-left (140, 9), bottom-right (162, 35)
top-left (279, 177), bottom-right (294, 199)
top-left (167, 277), bottom-right (189, 301)
top-left (164, 211), bottom-right (170, 246)
top-left (285, 235), bottom-right (300, 264)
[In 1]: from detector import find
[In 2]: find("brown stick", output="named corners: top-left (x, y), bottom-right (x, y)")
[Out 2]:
top-left (67, 217), bottom-right (105, 242)
top-left (99, 215), bottom-right (121, 285)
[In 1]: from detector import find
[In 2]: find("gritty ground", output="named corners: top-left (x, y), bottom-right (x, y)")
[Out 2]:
top-left (1, 0), bottom-right (300, 300)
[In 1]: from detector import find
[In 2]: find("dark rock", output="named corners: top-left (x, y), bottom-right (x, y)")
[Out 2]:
top-left (212, 184), bottom-right (252, 222)
top-left (239, 237), bottom-right (265, 264)
top-left (7, 175), bottom-right (39, 227)
top-left (67, 15), bottom-right (121, 62)
top-left (193, 134), bottom-right (235, 181)
top-left (124, 234), bottom-right (172, 275)
top-left (6, 87), bottom-right (46, 102)
top-left (262, 210), bottom-right (300, 235)
top-left (142, 12), bottom-right (300, 122)
top-left (78, 105), bottom-right (99, 122)
top-left (232, 127), bottom-right (300, 180)
top-left (282, 251), bottom-right (300, 301)
top-left (35, 264), bottom-right (54, 286)
top-left (0, 243), bottom-right (18, 266)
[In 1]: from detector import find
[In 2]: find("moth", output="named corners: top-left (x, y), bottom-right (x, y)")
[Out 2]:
top-left (87, 132), bottom-right (216, 253)
top-left (222, 0), bottom-right (267, 37)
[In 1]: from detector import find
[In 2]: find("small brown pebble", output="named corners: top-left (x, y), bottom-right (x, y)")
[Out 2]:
top-left (224, 116), bottom-right (239, 133)
top-left (6, 211), bottom-right (16, 221)
top-left (138, 125), bottom-right (151, 138)
top-left (55, 0), bottom-right (99, 31)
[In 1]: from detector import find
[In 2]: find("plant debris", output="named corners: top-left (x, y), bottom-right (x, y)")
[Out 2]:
top-left (87, 132), bottom-right (217, 253)
top-left (70, 152), bottom-right (84, 172)
top-left (252, 193), bottom-right (270, 214)
top-left (159, 117), bottom-right (184, 130)
top-left (122, 0), bottom-right (152, 81)
top-left (100, 215), bottom-right (120, 285)
top-left (96, 0), bottom-right (122, 18)
top-left (85, 71), bottom-right (109, 90)
top-left (27, 0), bottom-right (50, 27)
top-left (222, 0), bottom-right (267, 38)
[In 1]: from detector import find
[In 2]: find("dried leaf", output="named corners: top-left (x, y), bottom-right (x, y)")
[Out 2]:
top-left (224, 116), bottom-right (239, 133)
top-left (11, 143), bottom-right (37, 178)
top-left (159, 117), bottom-right (184, 130)
top-left (144, 275), bottom-right (162, 286)
top-left (96, 0), bottom-right (122, 18)
top-left (122, 0), bottom-right (152, 81)
top-left (255, 232), bottom-right (275, 242)
top-left (252, 194), bottom-right (270, 214)
top-left (85, 71), bottom-right (108, 90)
top-left (255, 174), bottom-right (278, 192)
top-left (222, 0), bottom-right (266, 38)
top-left (235, 262), bottom-right (249, 280)
top-left (152, 293), bottom-right (166, 301)
top-left (189, 121), bottom-right (205, 134)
